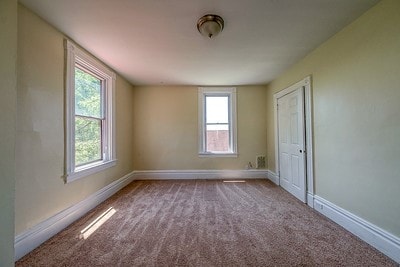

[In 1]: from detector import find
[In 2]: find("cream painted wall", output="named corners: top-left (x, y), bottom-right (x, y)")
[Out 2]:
top-left (15, 5), bottom-right (135, 235)
top-left (132, 85), bottom-right (267, 170)
top-left (266, 0), bottom-right (400, 236)
top-left (0, 0), bottom-right (17, 265)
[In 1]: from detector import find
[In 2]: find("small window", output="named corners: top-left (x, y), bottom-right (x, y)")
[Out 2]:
top-left (198, 87), bottom-right (237, 157)
top-left (65, 40), bottom-right (116, 183)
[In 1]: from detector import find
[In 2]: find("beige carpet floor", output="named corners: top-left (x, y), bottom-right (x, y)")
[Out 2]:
top-left (17, 179), bottom-right (397, 266)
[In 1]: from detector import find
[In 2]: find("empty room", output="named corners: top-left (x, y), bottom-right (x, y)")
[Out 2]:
top-left (1, 0), bottom-right (399, 266)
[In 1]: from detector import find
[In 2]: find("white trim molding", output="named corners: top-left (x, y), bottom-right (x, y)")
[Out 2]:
top-left (266, 170), bottom-right (279, 185)
top-left (307, 192), bottom-right (314, 208)
top-left (198, 87), bottom-right (238, 157)
top-left (314, 195), bottom-right (400, 263)
top-left (132, 169), bottom-right (269, 180)
top-left (14, 171), bottom-right (135, 261)
top-left (64, 39), bottom-right (117, 183)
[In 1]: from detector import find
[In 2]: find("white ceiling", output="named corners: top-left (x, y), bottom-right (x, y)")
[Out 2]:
top-left (19, 0), bottom-right (379, 86)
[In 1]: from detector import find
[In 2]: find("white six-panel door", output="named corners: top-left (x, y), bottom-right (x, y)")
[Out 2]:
top-left (277, 86), bottom-right (306, 202)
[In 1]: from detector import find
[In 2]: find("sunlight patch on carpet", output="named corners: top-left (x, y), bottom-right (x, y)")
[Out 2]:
top-left (80, 207), bottom-right (116, 240)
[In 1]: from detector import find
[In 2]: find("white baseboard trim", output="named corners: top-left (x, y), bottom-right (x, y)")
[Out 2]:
top-left (314, 195), bottom-right (400, 263)
top-left (14, 171), bottom-right (135, 261)
top-left (266, 170), bottom-right (279, 185)
top-left (307, 192), bottom-right (314, 208)
top-left (132, 169), bottom-right (269, 180)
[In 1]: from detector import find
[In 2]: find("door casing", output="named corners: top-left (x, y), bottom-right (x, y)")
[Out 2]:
top-left (273, 76), bottom-right (314, 207)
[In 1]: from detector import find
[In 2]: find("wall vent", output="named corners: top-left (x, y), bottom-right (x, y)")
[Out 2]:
top-left (256, 155), bottom-right (266, 169)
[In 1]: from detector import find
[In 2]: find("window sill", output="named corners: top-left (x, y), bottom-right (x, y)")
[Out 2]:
top-left (65, 159), bottom-right (117, 183)
top-left (198, 152), bottom-right (238, 158)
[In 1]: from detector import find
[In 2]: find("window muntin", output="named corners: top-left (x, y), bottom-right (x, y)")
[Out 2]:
top-left (65, 40), bottom-right (116, 183)
top-left (198, 87), bottom-right (237, 157)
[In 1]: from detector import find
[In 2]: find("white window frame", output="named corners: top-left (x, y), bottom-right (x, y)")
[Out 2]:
top-left (65, 40), bottom-right (116, 183)
top-left (198, 87), bottom-right (237, 157)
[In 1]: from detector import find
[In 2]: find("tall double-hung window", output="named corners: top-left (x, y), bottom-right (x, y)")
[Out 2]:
top-left (65, 40), bottom-right (116, 183)
top-left (198, 87), bottom-right (237, 157)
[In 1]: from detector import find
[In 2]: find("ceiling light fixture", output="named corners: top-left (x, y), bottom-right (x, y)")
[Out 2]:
top-left (197, 14), bottom-right (224, 38)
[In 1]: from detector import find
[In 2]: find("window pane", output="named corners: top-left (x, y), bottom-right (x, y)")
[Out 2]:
top-left (206, 124), bottom-right (229, 152)
top-left (75, 67), bottom-right (102, 118)
top-left (75, 116), bottom-right (102, 166)
top-left (206, 96), bottom-right (228, 123)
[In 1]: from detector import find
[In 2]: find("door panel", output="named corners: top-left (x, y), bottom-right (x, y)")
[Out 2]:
top-left (290, 113), bottom-right (299, 144)
top-left (291, 154), bottom-right (300, 187)
top-left (281, 152), bottom-right (290, 185)
top-left (278, 86), bottom-right (306, 202)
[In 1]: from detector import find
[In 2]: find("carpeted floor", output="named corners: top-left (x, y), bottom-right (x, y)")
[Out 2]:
top-left (17, 179), bottom-right (397, 266)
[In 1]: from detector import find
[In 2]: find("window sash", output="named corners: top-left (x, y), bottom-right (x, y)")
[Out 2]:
top-left (204, 94), bottom-right (232, 153)
top-left (74, 115), bottom-right (104, 166)
top-left (205, 95), bottom-right (229, 124)
top-left (74, 65), bottom-right (105, 119)
top-left (205, 126), bottom-right (230, 153)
